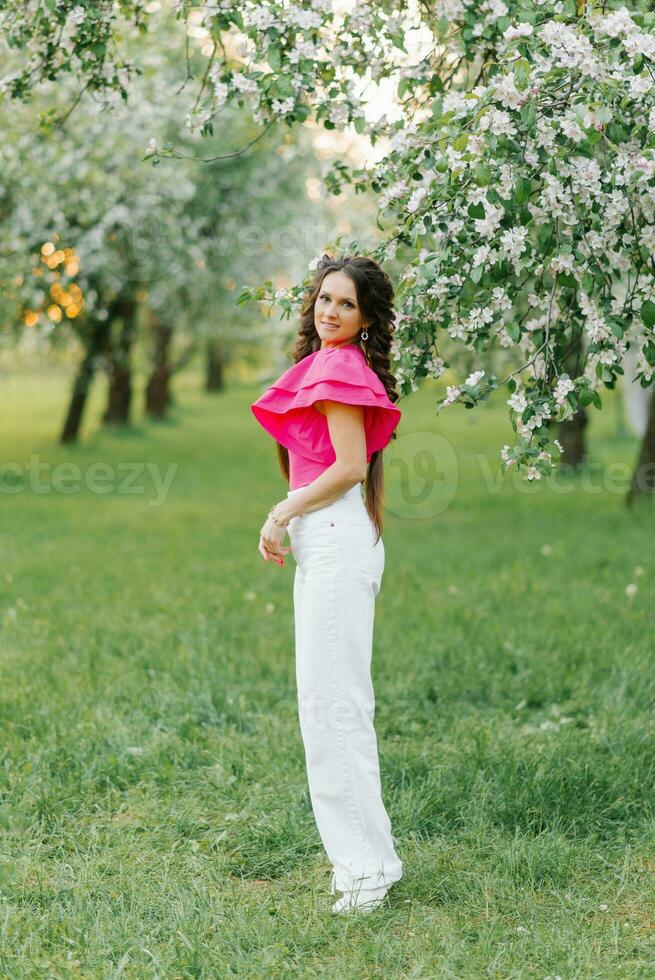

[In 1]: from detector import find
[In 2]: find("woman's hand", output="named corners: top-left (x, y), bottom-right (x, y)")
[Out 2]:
top-left (258, 511), bottom-right (292, 567)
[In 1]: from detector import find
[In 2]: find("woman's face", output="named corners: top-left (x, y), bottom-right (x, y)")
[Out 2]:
top-left (314, 270), bottom-right (368, 349)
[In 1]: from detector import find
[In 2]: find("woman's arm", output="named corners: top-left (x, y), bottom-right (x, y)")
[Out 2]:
top-left (272, 400), bottom-right (368, 523)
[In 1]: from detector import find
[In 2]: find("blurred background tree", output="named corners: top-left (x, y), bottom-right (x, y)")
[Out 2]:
top-left (0, 9), bottom-right (378, 443)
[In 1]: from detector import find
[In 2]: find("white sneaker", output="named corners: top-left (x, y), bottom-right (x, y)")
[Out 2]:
top-left (331, 883), bottom-right (391, 915)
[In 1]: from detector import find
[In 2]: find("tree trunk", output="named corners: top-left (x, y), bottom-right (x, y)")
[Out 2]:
top-left (205, 341), bottom-right (225, 392)
top-left (102, 298), bottom-right (137, 426)
top-left (627, 387), bottom-right (655, 507)
top-left (557, 333), bottom-right (588, 467)
top-left (145, 313), bottom-right (173, 420)
top-left (622, 346), bottom-right (651, 438)
top-left (60, 318), bottom-right (111, 444)
top-left (558, 405), bottom-right (589, 468)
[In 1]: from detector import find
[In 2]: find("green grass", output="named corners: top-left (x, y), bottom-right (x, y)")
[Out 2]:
top-left (1, 366), bottom-right (654, 978)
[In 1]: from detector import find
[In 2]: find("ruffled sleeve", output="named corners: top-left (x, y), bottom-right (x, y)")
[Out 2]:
top-left (250, 344), bottom-right (401, 465)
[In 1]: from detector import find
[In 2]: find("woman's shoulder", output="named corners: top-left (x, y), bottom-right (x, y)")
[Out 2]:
top-left (279, 344), bottom-right (366, 385)
top-left (312, 343), bottom-right (375, 378)
top-left (252, 342), bottom-right (396, 410)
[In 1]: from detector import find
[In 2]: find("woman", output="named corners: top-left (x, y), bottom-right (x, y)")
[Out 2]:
top-left (250, 254), bottom-right (403, 915)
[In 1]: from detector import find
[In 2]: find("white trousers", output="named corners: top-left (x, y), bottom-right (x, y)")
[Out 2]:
top-left (286, 482), bottom-right (403, 893)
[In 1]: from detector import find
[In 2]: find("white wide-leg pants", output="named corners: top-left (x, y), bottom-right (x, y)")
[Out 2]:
top-left (286, 482), bottom-right (403, 893)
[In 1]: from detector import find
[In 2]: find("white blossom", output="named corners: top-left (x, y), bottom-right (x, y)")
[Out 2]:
top-left (231, 72), bottom-right (258, 96)
top-left (66, 6), bottom-right (86, 30)
top-left (328, 103), bottom-right (349, 126)
top-left (553, 375), bottom-right (575, 405)
top-left (501, 444), bottom-right (516, 466)
top-left (503, 23), bottom-right (533, 42)
top-left (472, 244), bottom-right (490, 268)
top-left (479, 108), bottom-right (517, 137)
top-left (407, 187), bottom-right (428, 213)
top-left (442, 385), bottom-right (461, 406)
top-left (494, 74), bottom-right (523, 110)
top-left (550, 254), bottom-right (575, 274)
top-left (271, 97), bottom-right (295, 115)
top-left (540, 21), bottom-right (602, 78)
top-left (491, 287), bottom-right (512, 311)
top-left (508, 389), bottom-right (527, 413)
top-left (500, 226), bottom-right (528, 261)
top-left (474, 203), bottom-right (504, 238)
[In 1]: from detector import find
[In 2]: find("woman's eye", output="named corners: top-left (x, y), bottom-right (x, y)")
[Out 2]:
top-left (319, 294), bottom-right (354, 308)
top-left (319, 294), bottom-right (352, 306)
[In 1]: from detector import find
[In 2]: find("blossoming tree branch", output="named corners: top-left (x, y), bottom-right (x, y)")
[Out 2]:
top-left (2, 0), bottom-right (655, 487)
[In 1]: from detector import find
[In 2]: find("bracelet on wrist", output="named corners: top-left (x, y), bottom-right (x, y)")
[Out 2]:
top-left (268, 507), bottom-right (290, 528)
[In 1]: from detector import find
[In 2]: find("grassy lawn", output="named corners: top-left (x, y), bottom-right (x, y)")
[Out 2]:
top-left (1, 367), bottom-right (654, 978)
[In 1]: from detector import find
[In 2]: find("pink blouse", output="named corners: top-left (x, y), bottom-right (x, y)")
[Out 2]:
top-left (250, 343), bottom-right (402, 489)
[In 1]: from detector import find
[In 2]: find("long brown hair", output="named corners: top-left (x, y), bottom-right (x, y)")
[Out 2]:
top-left (276, 254), bottom-right (400, 543)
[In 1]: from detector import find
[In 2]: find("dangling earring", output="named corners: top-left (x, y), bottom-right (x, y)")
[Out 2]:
top-left (361, 326), bottom-right (369, 341)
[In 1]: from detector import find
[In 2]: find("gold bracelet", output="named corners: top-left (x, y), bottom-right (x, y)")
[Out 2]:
top-left (268, 507), bottom-right (290, 528)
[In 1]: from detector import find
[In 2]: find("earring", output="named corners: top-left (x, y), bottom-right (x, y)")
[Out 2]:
top-left (361, 327), bottom-right (369, 341)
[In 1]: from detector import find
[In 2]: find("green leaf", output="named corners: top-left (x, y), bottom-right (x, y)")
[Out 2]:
top-left (513, 177), bottom-right (532, 205)
top-left (595, 363), bottom-right (615, 384)
top-left (491, 260), bottom-right (510, 282)
top-left (607, 123), bottom-right (628, 142)
top-left (513, 58), bottom-right (531, 91)
top-left (467, 202), bottom-right (485, 219)
top-left (505, 321), bottom-right (521, 342)
top-left (474, 163), bottom-right (492, 187)
top-left (608, 316), bottom-right (626, 338)
top-left (641, 300), bottom-right (655, 327)
top-left (520, 103), bottom-right (537, 128)
top-left (267, 46), bottom-right (281, 71)
top-left (643, 342), bottom-right (655, 366)
top-left (460, 279), bottom-right (477, 305)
